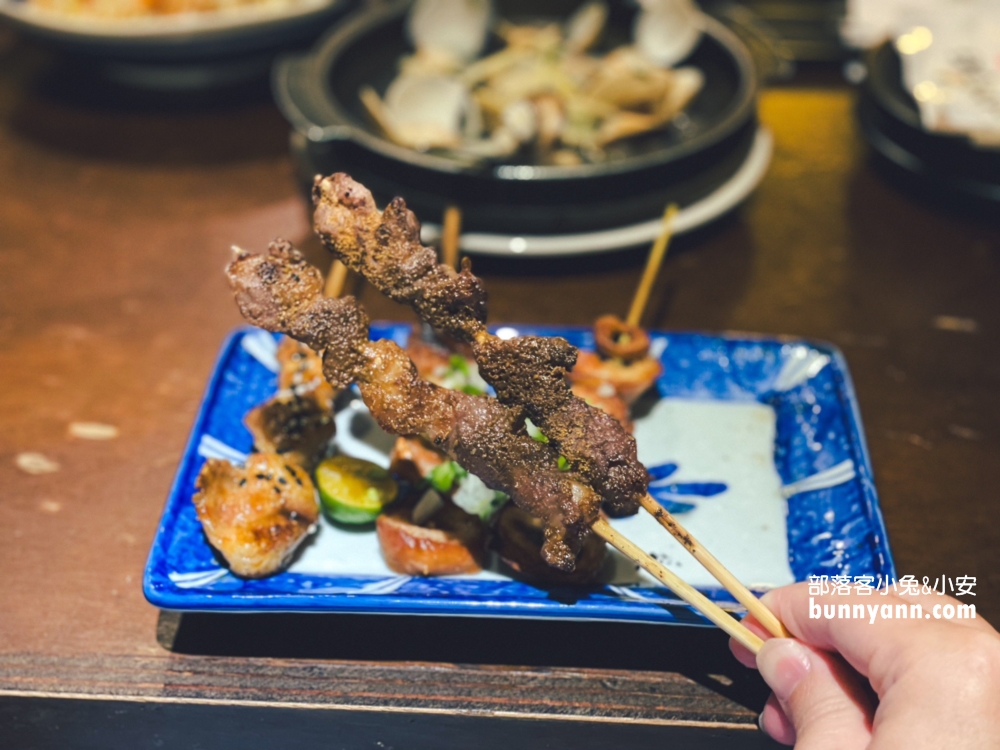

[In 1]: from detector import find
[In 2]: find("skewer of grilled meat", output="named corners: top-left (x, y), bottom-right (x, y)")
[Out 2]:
top-left (494, 504), bottom-right (607, 586)
top-left (311, 173), bottom-right (647, 517)
top-left (227, 240), bottom-right (601, 570)
top-left (244, 339), bottom-right (337, 470)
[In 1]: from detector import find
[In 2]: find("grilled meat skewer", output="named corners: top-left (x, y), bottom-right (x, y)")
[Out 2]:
top-left (227, 240), bottom-right (601, 570)
top-left (312, 173), bottom-right (648, 517)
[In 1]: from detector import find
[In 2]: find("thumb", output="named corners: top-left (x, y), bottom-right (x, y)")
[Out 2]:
top-left (756, 637), bottom-right (874, 749)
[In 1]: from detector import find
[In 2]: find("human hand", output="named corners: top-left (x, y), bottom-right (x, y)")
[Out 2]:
top-left (730, 582), bottom-right (1000, 748)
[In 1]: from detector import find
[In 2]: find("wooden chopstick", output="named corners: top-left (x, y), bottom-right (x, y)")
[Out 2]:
top-left (441, 205), bottom-right (462, 271)
top-left (592, 518), bottom-right (764, 654)
top-left (638, 494), bottom-right (790, 639)
top-left (626, 203), bottom-right (678, 328)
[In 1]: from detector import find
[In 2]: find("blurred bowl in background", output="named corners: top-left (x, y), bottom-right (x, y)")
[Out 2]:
top-left (273, 0), bottom-right (764, 246)
top-left (857, 43), bottom-right (1000, 207)
top-left (0, 0), bottom-right (349, 58)
top-left (0, 0), bottom-right (352, 90)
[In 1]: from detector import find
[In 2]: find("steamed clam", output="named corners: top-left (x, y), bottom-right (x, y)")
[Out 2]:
top-left (634, 0), bottom-right (704, 68)
top-left (361, 76), bottom-right (479, 151)
top-left (407, 0), bottom-right (493, 64)
top-left (564, 0), bottom-right (609, 54)
top-left (363, 0), bottom-right (707, 164)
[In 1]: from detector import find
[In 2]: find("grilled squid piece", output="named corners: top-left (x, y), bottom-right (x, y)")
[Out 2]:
top-left (593, 314), bottom-right (651, 361)
top-left (244, 338), bottom-right (337, 470)
top-left (193, 453), bottom-right (319, 578)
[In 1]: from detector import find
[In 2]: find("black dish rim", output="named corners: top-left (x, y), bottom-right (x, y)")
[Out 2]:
top-left (273, 0), bottom-right (758, 183)
top-left (0, 0), bottom-right (352, 60)
top-left (857, 94), bottom-right (1000, 205)
top-left (858, 43), bottom-right (1000, 204)
top-left (290, 117), bottom-right (762, 235)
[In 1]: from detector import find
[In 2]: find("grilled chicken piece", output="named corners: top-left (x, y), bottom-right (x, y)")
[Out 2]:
top-left (277, 337), bottom-right (337, 408)
top-left (244, 393), bottom-right (335, 470)
top-left (244, 337), bottom-right (338, 470)
top-left (193, 453), bottom-right (319, 578)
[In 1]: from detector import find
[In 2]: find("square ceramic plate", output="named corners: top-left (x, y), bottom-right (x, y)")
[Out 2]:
top-left (143, 325), bottom-right (895, 625)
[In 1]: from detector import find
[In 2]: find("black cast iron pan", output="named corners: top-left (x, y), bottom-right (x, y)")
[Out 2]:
top-left (273, 0), bottom-right (759, 233)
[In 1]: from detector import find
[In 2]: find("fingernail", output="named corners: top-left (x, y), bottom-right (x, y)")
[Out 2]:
top-left (756, 638), bottom-right (812, 702)
top-left (757, 711), bottom-right (768, 736)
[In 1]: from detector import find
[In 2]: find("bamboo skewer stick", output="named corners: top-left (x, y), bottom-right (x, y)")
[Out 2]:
top-left (325, 259), bottom-right (348, 299)
top-left (637, 494), bottom-right (790, 639)
top-left (324, 200), bottom-right (780, 648)
top-left (441, 205), bottom-right (462, 271)
top-left (592, 518), bottom-right (764, 654)
top-left (618, 202), bottom-right (789, 641)
top-left (626, 203), bottom-right (679, 328)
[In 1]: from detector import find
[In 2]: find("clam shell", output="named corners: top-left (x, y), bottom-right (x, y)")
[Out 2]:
top-left (633, 0), bottom-right (703, 68)
top-left (564, 0), bottom-right (608, 53)
top-left (407, 0), bottom-right (493, 62)
top-left (378, 75), bottom-right (476, 150)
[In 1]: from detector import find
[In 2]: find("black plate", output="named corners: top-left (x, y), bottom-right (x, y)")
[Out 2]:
top-left (273, 0), bottom-right (758, 234)
top-left (858, 43), bottom-right (1000, 205)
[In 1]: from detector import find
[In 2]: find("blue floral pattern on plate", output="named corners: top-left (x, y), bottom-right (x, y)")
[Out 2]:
top-left (143, 325), bottom-right (895, 625)
top-left (646, 462), bottom-right (728, 514)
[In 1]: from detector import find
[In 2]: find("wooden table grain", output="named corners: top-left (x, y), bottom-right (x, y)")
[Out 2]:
top-left (2, 33), bottom-right (999, 748)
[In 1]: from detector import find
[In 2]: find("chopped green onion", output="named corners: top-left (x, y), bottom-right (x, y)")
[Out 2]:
top-left (557, 456), bottom-right (570, 472)
top-left (525, 418), bottom-right (548, 443)
top-left (428, 460), bottom-right (468, 493)
top-left (448, 354), bottom-right (470, 376)
top-left (438, 355), bottom-right (488, 396)
top-left (452, 473), bottom-right (509, 520)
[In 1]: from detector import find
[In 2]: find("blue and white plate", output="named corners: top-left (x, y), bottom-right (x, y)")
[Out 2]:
top-left (143, 325), bottom-right (895, 625)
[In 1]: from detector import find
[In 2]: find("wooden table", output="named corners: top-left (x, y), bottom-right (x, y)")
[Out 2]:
top-left (2, 31), bottom-right (999, 748)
